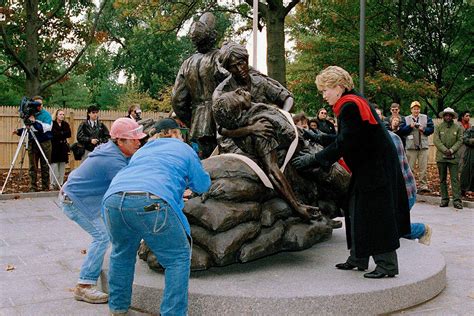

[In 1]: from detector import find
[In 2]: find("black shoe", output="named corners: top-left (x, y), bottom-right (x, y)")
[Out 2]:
top-left (439, 200), bottom-right (449, 207)
top-left (363, 270), bottom-right (395, 279)
top-left (453, 202), bottom-right (463, 209)
top-left (335, 262), bottom-right (365, 271)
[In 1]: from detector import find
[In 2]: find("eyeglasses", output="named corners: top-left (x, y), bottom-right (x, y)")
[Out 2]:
top-left (320, 112), bottom-right (327, 115)
top-left (391, 109), bottom-right (399, 111)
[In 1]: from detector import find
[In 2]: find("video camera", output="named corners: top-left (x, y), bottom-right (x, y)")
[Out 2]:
top-left (19, 97), bottom-right (41, 125)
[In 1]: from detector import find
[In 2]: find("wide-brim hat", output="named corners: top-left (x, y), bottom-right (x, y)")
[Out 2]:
top-left (439, 107), bottom-right (458, 118)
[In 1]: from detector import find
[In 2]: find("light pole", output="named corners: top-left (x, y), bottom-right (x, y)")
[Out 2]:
top-left (252, 0), bottom-right (258, 68)
top-left (359, 0), bottom-right (366, 95)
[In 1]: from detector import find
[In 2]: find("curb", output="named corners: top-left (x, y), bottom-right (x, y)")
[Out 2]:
top-left (0, 191), bottom-right (59, 200)
top-left (0, 191), bottom-right (472, 208)
top-left (416, 194), bottom-right (474, 209)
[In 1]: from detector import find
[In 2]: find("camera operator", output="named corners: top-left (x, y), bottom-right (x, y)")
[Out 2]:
top-left (77, 105), bottom-right (110, 161)
top-left (12, 96), bottom-right (53, 192)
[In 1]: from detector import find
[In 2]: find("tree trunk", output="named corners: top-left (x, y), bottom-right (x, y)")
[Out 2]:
top-left (265, 8), bottom-right (286, 86)
top-left (25, 0), bottom-right (41, 97)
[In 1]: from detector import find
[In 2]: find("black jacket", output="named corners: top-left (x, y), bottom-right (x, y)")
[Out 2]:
top-left (51, 121), bottom-right (71, 163)
top-left (313, 91), bottom-right (410, 258)
top-left (316, 119), bottom-right (336, 135)
top-left (77, 120), bottom-right (110, 152)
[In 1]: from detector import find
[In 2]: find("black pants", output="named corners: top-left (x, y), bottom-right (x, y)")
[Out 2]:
top-left (346, 194), bottom-right (399, 275)
top-left (28, 140), bottom-right (52, 190)
top-left (347, 249), bottom-right (398, 275)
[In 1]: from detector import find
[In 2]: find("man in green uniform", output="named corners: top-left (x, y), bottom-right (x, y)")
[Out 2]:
top-left (433, 107), bottom-right (464, 209)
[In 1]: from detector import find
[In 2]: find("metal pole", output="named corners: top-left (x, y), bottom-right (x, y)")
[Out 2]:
top-left (359, 0), bottom-right (366, 95)
top-left (252, 0), bottom-right (258, 68)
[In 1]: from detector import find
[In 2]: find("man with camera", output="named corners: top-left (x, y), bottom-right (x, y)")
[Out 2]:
top-left (12, 96), bottom-right (53, 192)
top-left (400, 101), bottom-right (434, 192)
top-left (433, 108), bottom-right (463, 209)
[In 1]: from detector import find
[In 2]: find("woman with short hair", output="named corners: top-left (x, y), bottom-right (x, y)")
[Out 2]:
top-left (292, 66), bottom-right (410, 279)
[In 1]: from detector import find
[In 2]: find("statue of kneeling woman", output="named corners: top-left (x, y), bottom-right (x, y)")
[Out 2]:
top-left (213, 88), bottom-right (322, 222)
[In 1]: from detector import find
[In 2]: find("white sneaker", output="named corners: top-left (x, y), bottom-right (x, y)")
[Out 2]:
top-left (418, 224), bottom-right (432, 246)
top-left (74, 285), bottom-right (108, 304)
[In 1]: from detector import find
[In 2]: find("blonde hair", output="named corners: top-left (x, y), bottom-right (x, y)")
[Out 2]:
top-left (149, 128), bottom-right (180, 140)
top-left (53, 109), bottom-right (64, 121)
top-left (315, 66), bottom-right (354, 91)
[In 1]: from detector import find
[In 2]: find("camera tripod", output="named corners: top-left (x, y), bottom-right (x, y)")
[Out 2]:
top-left (1, 126), bottom-right (61, 194)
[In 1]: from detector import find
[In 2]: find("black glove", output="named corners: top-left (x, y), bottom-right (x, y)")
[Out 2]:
top-left (292, 152), bottom-right (320, 170)
top-left (302, 129), bottom-right (321, 142)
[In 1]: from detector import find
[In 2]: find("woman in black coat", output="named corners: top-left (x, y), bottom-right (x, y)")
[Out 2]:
top-left (50, 109), bottom-right (71, 189)
top-left (315, 108), bottom-right (336, 135)
top-left (293, 66), bottom-right (410, 279)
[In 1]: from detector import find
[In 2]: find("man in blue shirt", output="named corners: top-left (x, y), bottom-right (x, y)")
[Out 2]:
top-left (61, 118), bottom-right (146, 304)
top-left (13, 96), bottom-right (53, 191)
top-left (103, 118), bottom-right (211, 316)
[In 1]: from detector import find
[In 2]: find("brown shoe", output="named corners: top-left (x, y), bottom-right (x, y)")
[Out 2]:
top-left (419, 224), bottom-right (432, 246)
top-left (73, 285), bottom-right (108, 304)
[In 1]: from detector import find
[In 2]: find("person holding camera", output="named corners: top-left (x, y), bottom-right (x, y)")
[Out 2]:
top-left (77, 105), bottom-right (110, 161)
top-left (433, 108), bottom-right (463, 209)
top-left (399, 101), bottom-right (434, 192)
top-left (12, 96), bottom-right (53, 192)
top-left (126, 104), bottom-right (142, 122)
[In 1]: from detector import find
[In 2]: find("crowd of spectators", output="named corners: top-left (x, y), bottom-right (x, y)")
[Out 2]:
top-left (293, 101), bottom-right (472, 209)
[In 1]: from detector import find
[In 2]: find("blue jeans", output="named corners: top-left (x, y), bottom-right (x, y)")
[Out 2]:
top-left (103, 193), bottom-right (191, 315)
top-left (405, 223), bottom-right (426, 240)
top-left (61, 200), bottom-right (110, 285)
top-left (404, 196), bottom-right (426, 240)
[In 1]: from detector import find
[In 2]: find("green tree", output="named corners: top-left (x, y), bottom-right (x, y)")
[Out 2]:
top-left (235, 0), bottom-right (301, 86)
top-left (1, 0), bottom-right (108, 97)
top-left (48, 74), bottom-right (91, 108)
top-left (287, 0), bottom-right (472, 116)
top-left (398, 0), bottom-right (473, 114)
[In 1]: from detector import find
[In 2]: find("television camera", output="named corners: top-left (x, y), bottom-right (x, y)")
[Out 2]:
top-left (19, 97), bottom-right (41, 125)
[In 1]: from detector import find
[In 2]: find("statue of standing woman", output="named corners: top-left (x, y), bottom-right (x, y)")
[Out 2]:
top-left (172, 13), bottom-right (227, 158)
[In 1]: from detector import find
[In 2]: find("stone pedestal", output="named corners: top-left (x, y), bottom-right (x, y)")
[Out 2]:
top-left (130, 228), bottom-right (446, 315)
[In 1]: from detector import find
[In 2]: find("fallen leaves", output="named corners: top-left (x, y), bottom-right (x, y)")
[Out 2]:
top-left (5, 264), bottom-right (15, 271)
top-left (80, 249), bottom-right (87, 254)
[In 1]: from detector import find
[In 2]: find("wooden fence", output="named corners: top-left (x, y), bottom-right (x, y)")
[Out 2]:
top-left (0, 106), bottom-right (167, 170)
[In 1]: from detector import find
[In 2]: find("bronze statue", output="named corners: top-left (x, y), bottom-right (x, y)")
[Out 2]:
top-left (172, 12), bottom-right (227, 158)
top-left (213, 41), bottom-right (294, 112)
top-left (139, 25), bottom-right (350, 271)
top-left (213, 88), bottom-right (320, 221)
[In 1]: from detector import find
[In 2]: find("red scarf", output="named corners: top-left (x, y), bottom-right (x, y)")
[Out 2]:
top-left (461, 121), bottom-right (471, 130)
top-left (332, 95), bottom-right (378, 125)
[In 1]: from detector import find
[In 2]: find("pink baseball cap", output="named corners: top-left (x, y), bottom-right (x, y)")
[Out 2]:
top-left (110, 118), bottom-right (147, 140)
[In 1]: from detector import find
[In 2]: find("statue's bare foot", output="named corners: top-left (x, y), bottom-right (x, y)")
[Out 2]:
top-left (295, 204), bottom-right (321, 222)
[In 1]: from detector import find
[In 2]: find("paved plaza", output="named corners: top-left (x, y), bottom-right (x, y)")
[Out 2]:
top-left (0, 195), bottom-right (473, 315)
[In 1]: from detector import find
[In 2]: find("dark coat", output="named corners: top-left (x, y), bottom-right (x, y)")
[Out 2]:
top-left (51, 120), bottom-right (71, 163)
top-left (461, 127), bottom-right (474, 191)
top-left (77, 120), bottom-right (110, 152)
top-left (316, 119), bottom-right (336, 135)
top-left (314, 91), bottom-right (410, 258)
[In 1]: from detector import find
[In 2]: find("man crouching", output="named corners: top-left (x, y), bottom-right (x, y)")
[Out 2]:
top-left (102, 118), bottom-right (211, 315)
